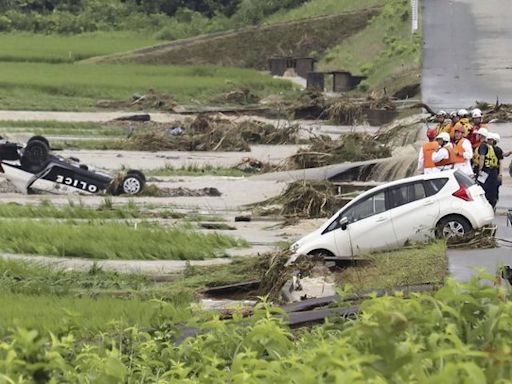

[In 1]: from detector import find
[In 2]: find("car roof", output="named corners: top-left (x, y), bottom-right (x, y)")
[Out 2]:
top-left (344, 170), bottom-right (456, 204)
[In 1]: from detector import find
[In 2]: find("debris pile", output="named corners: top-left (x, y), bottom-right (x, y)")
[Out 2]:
top-left (141, 185), bottom-right (222, 197)
top-left (292, 92), bottom-right (398, 125)
top-left (473, 101), bottom-right (512, 123)
top-left (212, 88), bottom-right (260, 105)
top-left (239, 121), bottom-right (300, 145)
top-left (257, 251), bottom-right (322, 302)
top-left (287, 134), bottom-right (390, 169)
top-left (121, 115), bottom-right (300, 152)
top-left (447, 227), bottom-right (497, 249)
top-left (233, 157), bottom-right (276, 173)
top-left (96, 89), bottom-right (177, 111)
top-left (324, 99), bottom-right (363, 124)
top-left (256, 251), bottom-right (337, 303)
top-left (262, 180), bottom-right (345, 218)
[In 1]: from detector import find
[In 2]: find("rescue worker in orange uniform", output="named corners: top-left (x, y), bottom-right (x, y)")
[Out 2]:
top-left (450, 109), bottom-right (472, 139)
top-left (467, 108), bottom-right (486, 149)
top-left (417, 127), bottom-right (439, 174)
top-left (442, 111), bottom-right (458, 138)
top-left (452, 125), bottom-right (474, 176)
top-left (432, 132), bottom-right (456, 171)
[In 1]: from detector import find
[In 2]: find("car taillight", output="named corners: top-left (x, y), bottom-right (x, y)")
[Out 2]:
top-left (452, 185), bottom-right (472, 201)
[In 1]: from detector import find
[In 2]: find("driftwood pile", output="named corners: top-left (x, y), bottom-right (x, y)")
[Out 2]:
top-left (287, 134), bottom-right (390, 170)
top-left (260, 180), bottom-right (345, 219)
top-left (292, 91), bottom-right (397, 125)
top-left (474, 100), bottom-right (512, 123)
top-left (96, 89), bottom-right (177, 111)
top-left (121, 115), bottom-right (300, 152)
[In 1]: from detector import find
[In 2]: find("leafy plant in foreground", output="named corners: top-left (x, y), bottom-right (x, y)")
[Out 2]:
top-left (1, 275), bottom-right (512, 382)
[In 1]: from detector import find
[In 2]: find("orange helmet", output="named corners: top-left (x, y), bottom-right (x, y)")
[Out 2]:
top-left (427, 127), bottom-right (437, 141)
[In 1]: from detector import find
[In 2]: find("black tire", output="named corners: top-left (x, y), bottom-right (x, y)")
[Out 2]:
top-left (119, 173), bottom-right (145, 195)
top-left (27, 135), bottom-right (50, 149)
top-left (435, 215), bottom-right (472, 239)
top-left (20, 139), bottom-right (50, 173)
top-left (308, 249), bottom-right (335, 258)
top-left (127, 169), bottom-right (146, 183)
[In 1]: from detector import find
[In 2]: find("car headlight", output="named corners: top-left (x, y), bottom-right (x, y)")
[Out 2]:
top-left (290, 242), bottom-right (300, 252)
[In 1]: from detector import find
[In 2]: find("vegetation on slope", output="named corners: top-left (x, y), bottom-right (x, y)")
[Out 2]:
top-left (318, 0), bottom-right (421, 96)
top-left (96, 8), bottom-right (380, 69)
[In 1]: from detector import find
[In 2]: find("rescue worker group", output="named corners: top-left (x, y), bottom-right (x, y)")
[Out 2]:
top-left (418, 108), bottom-right (510, 209)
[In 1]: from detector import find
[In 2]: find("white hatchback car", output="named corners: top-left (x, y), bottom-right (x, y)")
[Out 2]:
top-left (291, 170), bottom-right (494, 257)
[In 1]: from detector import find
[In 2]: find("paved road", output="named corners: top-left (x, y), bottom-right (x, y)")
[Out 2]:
top-left (422, 0), bottom-right (512, 110)
top-left (423, 1), bottom-right (512, 282)
top-left (422, 0), bottom-right (512, 281)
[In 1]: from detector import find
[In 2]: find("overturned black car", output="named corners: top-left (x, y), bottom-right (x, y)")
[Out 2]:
top-left (0, 136), bottom-right (146, 195)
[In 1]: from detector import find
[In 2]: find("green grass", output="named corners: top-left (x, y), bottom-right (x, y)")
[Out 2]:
top-left (0, 32), bottom-right (159, 63)
top-left (0, 201), bottom-right (186, 220)
top-left (147, 164), bottom-right (247, 177)
top-left (0, 256), bottom-right (260, 298)
top-left (0, 200), bottom-right (224, 222)
top-left (318, 0), bottom-right (421, 94)
top-left (337, 242), bottom-right (447, 291)
top-left (0, 220), bottom-right (247, 260)
top-left (0, 62), bottom-right (296, 110)
top-left (265, 0), bottom-right (385, 24)
top-left (0, 120), bottom-right (126, 137)
top-left (0, 293), bottom-right (165, 333)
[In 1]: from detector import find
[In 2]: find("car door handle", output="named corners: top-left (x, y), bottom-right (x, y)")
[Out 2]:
top-left (375, 216), bottom-right (387, 223)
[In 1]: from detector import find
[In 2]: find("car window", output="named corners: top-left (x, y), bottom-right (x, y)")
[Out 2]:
top-left (344, 191), bottom-right (386, 224)
top-left (388, 182), bottom-right (427, 209)
top-left (424, 178), bottom-right (449, 196)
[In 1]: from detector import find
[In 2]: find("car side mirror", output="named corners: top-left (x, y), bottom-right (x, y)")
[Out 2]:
top-left (339, 216), bottom-right (349, 231)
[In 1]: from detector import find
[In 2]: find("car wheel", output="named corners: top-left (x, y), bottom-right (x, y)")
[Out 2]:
top-left (27, 135), bottom-right (50, 149)
top-left (120, 173), bottom-right (145, 195)
top-left (127, 169), bottom-right (146, 183)
top-left (436, 216), bottom-right (472, 239)
top-left (308, 249), bottom-right (334, 258)
top-left (20, 139), bottom-right (50, 173)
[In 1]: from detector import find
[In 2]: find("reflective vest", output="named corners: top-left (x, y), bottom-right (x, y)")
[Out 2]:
top-left (436, 122), bottom-right (451, 135)
top-left (453, 139), bottom-right (466, 164)
top-left (435, 145), bottom-right (456, 167)
top-left (473, 144), bottom-right (499, 169)
top-left (422, 141), bottom-right (439, 169)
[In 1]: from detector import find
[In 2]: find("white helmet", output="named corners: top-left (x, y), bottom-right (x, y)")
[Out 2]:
top-left (487, 132), bottom-right (499, 142)
top-left (435, 132), bottom-right (450, 142)
top-left (472, 108), bottom-right (482, 118)
top-left (476, 128), bottom-right (489, 137)
top-left (450, 111), bottom-right (458, 118)
top-left (458, 109), bottom-right (469, 117)
top-left (436, 110), bottom-right (447, 116)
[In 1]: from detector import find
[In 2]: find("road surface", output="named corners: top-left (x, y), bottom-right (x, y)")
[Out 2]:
top-left (422, 0), bottom-right (512, 110)
top-left (423, 1), bottom-right (512, 281)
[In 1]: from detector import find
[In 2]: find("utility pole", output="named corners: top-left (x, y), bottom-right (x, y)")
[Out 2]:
top-left (411, 0), bottom-right (419, 32)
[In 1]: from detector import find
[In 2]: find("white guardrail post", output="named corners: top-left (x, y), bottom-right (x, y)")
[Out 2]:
top-left (411, 0), bottom-right (419, 32)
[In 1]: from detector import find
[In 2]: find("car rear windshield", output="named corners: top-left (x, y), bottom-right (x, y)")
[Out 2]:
top-left (454, 170), bottom-right (475, 188)
top-left (424, 178), bottom-right (449, 196)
